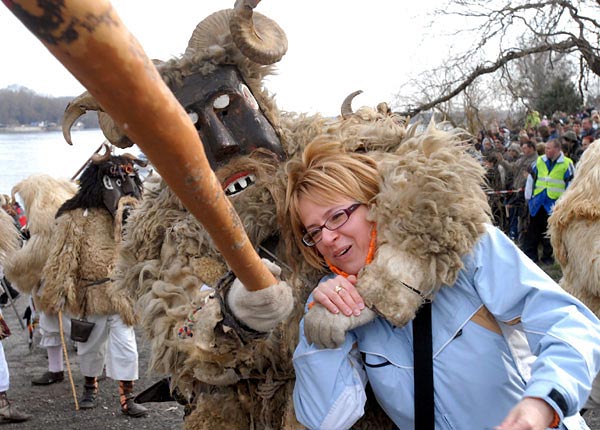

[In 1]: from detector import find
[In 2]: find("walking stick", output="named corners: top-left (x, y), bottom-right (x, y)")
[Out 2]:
top-left (58, 310), bottom-right (79, 411)
top-left (3, 0), bottom-right (276, 293)
top-left (0, 278), bottom-right (24, 330)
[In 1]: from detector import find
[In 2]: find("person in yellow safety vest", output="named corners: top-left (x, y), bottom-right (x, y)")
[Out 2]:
top-left (523, 139), bottom-right (574, 264)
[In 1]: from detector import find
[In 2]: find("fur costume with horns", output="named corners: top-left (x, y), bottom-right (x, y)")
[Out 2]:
top-left (62, 6), bottom-right (334, 427)
top-left (77, 3), bottom-right (487, 428)
top-left (548, 141), bottom-right (600, 316)
top-left (40, 153), bottom-right (142, 324)
top-left (2, 175), bottom-right (77, 313)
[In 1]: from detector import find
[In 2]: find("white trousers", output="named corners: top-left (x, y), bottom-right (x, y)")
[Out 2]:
top-left (39, 312), bottom-right (71, 348)
top-left (76, 314), bottom-right (139, 381)
top-left (0, 341), bottom-right (8, 392)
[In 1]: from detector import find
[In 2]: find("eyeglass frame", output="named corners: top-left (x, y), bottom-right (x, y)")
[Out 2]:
top-left (301, 203), bottom-right (363, 247)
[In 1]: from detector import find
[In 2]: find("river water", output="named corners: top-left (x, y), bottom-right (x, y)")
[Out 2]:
top-left (0, 129), bottom-right (117, 196)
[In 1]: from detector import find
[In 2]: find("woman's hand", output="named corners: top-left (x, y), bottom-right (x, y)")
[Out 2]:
top-left (313, 275), bottom-right (365, 316)
top-left (495, 397), bottom-right (556, 430)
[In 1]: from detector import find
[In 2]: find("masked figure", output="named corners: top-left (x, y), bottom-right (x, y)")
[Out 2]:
top-left (39, 147), bottom-right (149, 417)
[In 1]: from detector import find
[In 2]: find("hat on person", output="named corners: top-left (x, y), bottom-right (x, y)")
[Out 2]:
top-left (508, 143), bottom-right (521, 154)
top-left (563, 130), bottom-right (578, 143)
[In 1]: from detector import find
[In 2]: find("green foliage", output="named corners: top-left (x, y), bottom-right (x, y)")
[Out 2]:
top-left (534, 76), bottom-right (582, 117)
top-left (0, 86), bottom-right (98, 128)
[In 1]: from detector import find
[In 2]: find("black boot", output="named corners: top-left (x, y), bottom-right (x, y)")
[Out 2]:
top-left (32, 370), bottom-right (64, 386)
top-left (119, 380), bottom-right (148, 417)
top-left (79, 377), bottom-right (98, 409)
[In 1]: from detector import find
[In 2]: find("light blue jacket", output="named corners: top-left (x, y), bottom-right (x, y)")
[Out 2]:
top-left (293, 225), bottom-right (600, 430)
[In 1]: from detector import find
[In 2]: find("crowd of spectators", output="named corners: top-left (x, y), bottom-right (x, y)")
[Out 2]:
top-left (472, 106), bottom-right (600, 262)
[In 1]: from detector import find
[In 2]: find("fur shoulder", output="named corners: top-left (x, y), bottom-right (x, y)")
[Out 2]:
top-left (359, 123), bottom-right (491, 327)
top-left (373, 123), bottom-right (490, 278)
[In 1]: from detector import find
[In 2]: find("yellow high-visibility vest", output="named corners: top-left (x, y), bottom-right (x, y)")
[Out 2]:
top-left (533, 156), bottom-right (573, 200)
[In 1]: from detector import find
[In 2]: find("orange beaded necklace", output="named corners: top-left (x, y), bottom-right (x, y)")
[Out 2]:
top-left (325, 224), bottom-right (377, 278)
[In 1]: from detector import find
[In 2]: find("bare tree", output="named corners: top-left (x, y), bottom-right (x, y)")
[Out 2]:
top-left (394, 0), bottom-right (600, 118)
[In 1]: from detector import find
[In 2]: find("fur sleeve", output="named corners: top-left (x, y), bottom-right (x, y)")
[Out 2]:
top-left (40, 213), bottom-right (82, 312)
top-left (4, 234), bottom-right (47, 295)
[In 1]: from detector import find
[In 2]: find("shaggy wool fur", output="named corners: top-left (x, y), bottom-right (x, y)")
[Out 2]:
top-left (3, 175), bottom-right (77, 310)
top-left (40, 205), bottom-right (135, 324)
top-left (548, 141), bottom-right (600, 315)
top-left (359, 123), bottom-right (491, 327)
top-left (0, 210), bottom-right (19, 266)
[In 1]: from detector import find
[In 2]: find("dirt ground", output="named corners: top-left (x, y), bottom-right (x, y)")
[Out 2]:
top-left (2, 266), bottom-right (600, 430)
top-left (0, 296), bottom-right (184, 429)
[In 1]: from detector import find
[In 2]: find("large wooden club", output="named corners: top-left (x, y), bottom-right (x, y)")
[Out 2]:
top-left (3, 0), bottom-right (277, 292)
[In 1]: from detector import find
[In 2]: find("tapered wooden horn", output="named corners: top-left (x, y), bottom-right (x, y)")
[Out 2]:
top-left (3, 0), bottom-right (276, 291)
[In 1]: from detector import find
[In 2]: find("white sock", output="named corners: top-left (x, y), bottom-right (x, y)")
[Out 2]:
top-left (47, 345), bottom-right (63, 372)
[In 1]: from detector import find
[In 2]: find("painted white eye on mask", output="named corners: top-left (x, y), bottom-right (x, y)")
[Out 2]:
top-left (188, 111), bottom-right (199, 125)
top-left (240, 84), bottom-right (259, 110)
top-left (102, 175), bottom-right (114, 190)
top-left (213, 94), bottom-right (230, 110)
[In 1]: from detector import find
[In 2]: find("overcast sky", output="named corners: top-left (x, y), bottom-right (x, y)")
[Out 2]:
top-left (0, 1), bottom-right (449, 116)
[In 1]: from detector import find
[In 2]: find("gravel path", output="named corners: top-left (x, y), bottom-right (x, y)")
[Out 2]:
top-left (0, 295), bottom-right (184, 429)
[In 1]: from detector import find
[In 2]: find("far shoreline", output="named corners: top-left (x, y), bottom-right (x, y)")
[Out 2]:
top-left (0, 125), bottom-right (99, 133)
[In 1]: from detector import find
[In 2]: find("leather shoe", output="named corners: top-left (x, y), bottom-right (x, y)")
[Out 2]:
top-left (0, 403), bottom-right (30, 422)
top-left (32, 370), bottom-right (64, 386)
top-left (121, 395), bottom-right (148, 417)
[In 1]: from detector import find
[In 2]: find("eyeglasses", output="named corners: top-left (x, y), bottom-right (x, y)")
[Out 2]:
top-left (301, 203), bottom-right (363, 247)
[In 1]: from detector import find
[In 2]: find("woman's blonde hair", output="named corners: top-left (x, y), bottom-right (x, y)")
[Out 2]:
top-left (284, 136), bottom-right (380, 270)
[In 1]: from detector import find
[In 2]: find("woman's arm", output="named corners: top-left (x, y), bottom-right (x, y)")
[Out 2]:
top-left (293, 310), bottom-right (368, 430)
top-left (474, 225), bottom-right (600, 424)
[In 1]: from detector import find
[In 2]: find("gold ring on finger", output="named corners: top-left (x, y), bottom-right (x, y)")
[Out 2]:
top-left (334, 285), bottom-right (344, 294)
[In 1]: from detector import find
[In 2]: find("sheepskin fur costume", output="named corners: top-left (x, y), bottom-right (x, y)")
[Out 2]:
top-left (3, 175), bottom-right (77, 311)
top-left (41, 198), bottom-right (138, 324)
top-left (548, 141), bottom-right (600, 316)
top-left (0, 209), bottom-right (19, 266)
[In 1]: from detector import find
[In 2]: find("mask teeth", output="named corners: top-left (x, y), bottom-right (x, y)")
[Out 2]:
top-left (224, 174), bottom-right (255, 196)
